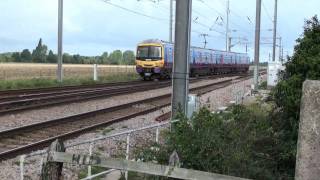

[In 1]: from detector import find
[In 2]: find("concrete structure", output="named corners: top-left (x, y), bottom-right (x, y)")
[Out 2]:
top-left (187, 94), bottom-right (199, 119)
top-left (253, 0), bottom-right (262, 90)
top-left (295, 80), bottom-right (320, 180)
top-left (267, 61), bottom-right (285, 86)
top-left (171, 0), bottom-right (192, 118)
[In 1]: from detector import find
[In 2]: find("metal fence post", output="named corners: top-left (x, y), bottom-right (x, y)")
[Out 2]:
top-left (156, 127), bottom-right (159, 143)
top-left (20, 155), bottom-right (26, 180)
top-left (39, 156), bottom-right (44, 176)
top-left (125, 133), bottom-right (130, 180)
top-left (87, 142), bottom-right (93, 179)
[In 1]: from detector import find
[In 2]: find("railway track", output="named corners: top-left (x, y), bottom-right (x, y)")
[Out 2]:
top-left (0, 75), bottom-right (251, 161)
top-left (0, 81), bottom-right (170, 114)
top-left (0, 73), bottom-right (250, 115)
top-left (0, 80), bottom-right (145, 97)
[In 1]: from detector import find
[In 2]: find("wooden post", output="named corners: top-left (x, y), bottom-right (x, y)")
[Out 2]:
top-left (50, 151), bottom-right (248, 180)
top-left (41, 139), bottom-right (65, 180)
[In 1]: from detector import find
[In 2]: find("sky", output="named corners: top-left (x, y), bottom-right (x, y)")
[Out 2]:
top-left (0, 0), bottom-right (319, 62)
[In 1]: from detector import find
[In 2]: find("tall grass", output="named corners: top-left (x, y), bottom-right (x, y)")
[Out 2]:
top-left (0, 73), bottom-right (140, 91)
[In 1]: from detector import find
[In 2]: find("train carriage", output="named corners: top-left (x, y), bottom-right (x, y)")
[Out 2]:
top-left (135, 39), bottom-right (249, 80)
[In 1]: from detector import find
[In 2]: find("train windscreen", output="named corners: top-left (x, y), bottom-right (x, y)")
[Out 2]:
top-left (136, 46), bottom-right (162, 60)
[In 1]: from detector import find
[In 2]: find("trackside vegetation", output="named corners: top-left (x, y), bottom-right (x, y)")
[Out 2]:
top-left (271, 15), bottom-right (320, 177)
top-left (133, 105), bottom-right (279, 179)
top-left (0, 73), bottom-right (139, 91)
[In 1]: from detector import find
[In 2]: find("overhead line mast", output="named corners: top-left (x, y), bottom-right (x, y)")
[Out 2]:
top-left (272, 0), bottom-right (278, 62)
top-left (225, 0), bottom-right (230, 51)
top-left (169, 0), bottom-right (173, 43)
top-left (171, 0), bottom-right (192, 118)
top-left (253, 0), bottom-right (262, 90)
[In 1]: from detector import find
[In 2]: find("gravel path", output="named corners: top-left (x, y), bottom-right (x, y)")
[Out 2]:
top-left (0, 75), bottom-right (266, 179)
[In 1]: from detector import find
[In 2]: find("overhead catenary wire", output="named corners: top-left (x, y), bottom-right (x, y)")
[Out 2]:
top-left (100, 0), bottom-right (222, 43)
top-left (262, 0), bottom-right (274, 23)
top-left (197, 0), bottom-right (253, 37)
top-left (100, 0), bottom-right (168, 22)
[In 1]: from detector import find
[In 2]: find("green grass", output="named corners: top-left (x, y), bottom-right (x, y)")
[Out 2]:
top-left (102, 127), bottom-right (115, 135)
top-left (259, 81), bottom-right (268, 90)
top-left (0, 73), bottom-right (139, 91)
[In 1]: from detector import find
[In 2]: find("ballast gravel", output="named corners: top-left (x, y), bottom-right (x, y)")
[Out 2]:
top-left (0, 76), bottom-right (238, 131)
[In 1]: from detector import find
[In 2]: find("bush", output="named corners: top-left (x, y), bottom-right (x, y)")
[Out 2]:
top-left (271, 15), bottom-right (320, 177)
top-left (134, 104), bottom-right (283, 179)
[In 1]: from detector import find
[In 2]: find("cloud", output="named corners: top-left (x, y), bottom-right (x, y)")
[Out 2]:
top-left (0, 0), bottom-right (319, 60)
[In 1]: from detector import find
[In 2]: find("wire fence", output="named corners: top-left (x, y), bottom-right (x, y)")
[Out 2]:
top-left (0, 63), bottom-right (136, 80)
top-left (18, 120), bottom-right (176, 180)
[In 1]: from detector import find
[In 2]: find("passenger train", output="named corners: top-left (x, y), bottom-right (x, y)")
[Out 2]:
top-left (135, 39), bottom-right (250, 80)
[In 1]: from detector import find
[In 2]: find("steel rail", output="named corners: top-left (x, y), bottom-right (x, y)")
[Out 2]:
top-left (0, 73), bottom-right (250, 115)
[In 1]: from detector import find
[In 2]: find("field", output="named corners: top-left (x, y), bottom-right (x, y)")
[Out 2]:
top-left (0, 63), bottom-right (136, 80)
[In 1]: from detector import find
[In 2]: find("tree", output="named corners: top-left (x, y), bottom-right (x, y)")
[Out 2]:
top-left (101, 52), bottom-right (109, 64)
top-left (107, 50), bottom-right (122, 65)
top-left (47, 50), bottom-right (57, 63)
top-left (32, 38), bottom-right (48, 63)
top-left (20, 49), bottom-right (32, 62)
top-left (272, 15), bottom-right (320, 177)
top-left (122, 50), bottom-right (135, 65)
top-left (72, 54), bottom-right (83, 64)
top-left (63, 53), bottom-right (73, 64)
top-left (11, 52), bottom-right (21, 62)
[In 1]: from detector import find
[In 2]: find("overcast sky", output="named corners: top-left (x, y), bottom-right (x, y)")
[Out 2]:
top-left (0, 0), bottom-right (319, 62)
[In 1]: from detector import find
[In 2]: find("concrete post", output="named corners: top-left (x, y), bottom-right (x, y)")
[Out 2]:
top-left (171, 0), bottom-right (192, 118)
top-left (57, 0), bottom-right (63, 82)
top-left (93, 64), bottom-right (98, 81)
top-left (295, 80), bottom-right (320, 180)
top-left (41, 139), bottom-right (65, 180)
top-left (169, 0), bottom-right (173, 43)
top-left (253, 0), bottom-right (262, 90)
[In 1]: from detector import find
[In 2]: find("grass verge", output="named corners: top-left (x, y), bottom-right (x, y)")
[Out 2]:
top-left (0, 73), bottom-right (140, 91)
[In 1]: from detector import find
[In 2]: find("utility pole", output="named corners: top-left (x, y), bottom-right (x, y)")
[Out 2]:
top-left (281, 46), bottom-right (284, 62)
top-left (200, 34), bottom-right (209, 48)
top-left (225, 0), bottom-right (230, 51)
top-left (253, 0), bottom-right (261, 90)
top-left (269, 52), bottom-right (271, 61)
top-left (171, 0), bottom-right (192, 118)
top-left (57, 0), bottom-right (63, 82)
top-left (228, 37), bottom-right (232, 52)
top-left (272, 0), bottom-right (278, 62)
top-left (245, 43), bottom-right (248, 53)
top-left (279, 36), bottom-right (282, 61)
top-left (169, 0), bottom-right (173, 43)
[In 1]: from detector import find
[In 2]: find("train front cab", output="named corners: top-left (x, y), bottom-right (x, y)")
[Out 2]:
top-left (135, 43), bottom-right (165, 80)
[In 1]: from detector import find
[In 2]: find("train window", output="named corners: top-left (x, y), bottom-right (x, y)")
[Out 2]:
top-left (137, 46), bottom-right (149, 59)
top-left (136, 46), bottom-right (162, 60)
top-left (149, 46), bottom-right (162, 59)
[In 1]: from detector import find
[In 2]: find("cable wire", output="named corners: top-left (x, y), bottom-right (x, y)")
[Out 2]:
top-left (100, 0), bottom-right (168, 22)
